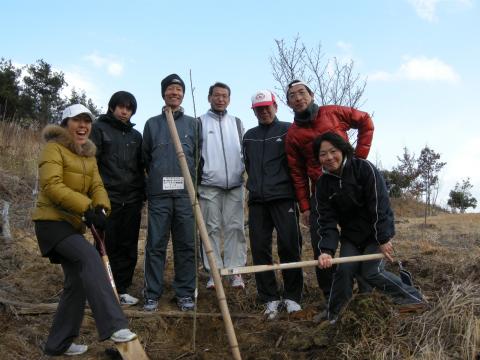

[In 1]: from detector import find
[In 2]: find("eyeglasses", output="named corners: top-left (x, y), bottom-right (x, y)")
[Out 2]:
top-left (288, 89), bottom-right (309, 101)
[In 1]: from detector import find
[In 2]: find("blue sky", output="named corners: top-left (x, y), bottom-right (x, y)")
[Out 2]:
top-left (3, 0), bottom-right (479, 209)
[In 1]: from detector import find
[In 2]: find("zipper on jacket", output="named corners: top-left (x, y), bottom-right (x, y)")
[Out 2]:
top-left (123, 131), bottom-right (126, 165)
top-left (260, 126), bottom-right (266, 201)
top-left (218, 114), bottom-right (229, 189)
top-left (81, 157), bottom-right (87, 193)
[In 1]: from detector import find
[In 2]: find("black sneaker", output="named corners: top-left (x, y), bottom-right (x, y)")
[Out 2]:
top-left (143, 298), bottom-right (158, 312)
top-left (176, 296), bottom-right (195, 311)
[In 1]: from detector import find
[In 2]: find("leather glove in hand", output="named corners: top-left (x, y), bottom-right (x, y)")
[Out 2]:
top-left (82, 207), bottom-right (107, 230)
top-left (82, 208), bottom-right (96, 228)
top-left (93, 206), bottom-right (107, 230)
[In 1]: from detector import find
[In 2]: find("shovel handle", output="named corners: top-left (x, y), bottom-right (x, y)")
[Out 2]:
top-left (91, 225), bottom-right (119, 301)
top-left (220, 253), bottom-right (385, 276)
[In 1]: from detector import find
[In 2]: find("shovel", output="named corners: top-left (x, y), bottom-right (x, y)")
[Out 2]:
top-left (91, 226), bottom-right (150, 360)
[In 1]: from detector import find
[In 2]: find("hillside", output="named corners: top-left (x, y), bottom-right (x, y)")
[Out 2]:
top-left (0, 122), bottom-right (479, 360)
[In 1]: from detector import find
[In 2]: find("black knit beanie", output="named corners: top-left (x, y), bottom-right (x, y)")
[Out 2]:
top-left (161, 74), bottom-right (185, 98)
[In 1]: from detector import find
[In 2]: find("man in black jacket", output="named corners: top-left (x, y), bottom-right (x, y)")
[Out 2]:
top-left (243, 90), bottom-right (303, 319)
top-left (90, 91), bottom-right (145, 306)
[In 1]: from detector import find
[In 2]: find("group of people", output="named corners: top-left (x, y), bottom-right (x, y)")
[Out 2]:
top-left (32, 74), bottom-right (424, 356)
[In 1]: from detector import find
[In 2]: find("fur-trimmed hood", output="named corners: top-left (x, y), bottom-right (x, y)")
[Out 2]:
top-left (42, 124), bottom-right (96, 157)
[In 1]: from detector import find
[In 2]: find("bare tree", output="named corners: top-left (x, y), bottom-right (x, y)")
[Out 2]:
top-left (270, 34), bottom-right (367, 108)
top-left (416, 146), bottom-right (446, 223)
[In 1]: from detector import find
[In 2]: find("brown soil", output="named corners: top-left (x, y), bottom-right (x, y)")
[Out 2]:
top-left (1, 177), bottom-right (479, 359)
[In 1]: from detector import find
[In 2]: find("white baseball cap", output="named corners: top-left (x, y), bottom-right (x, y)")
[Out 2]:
top-left (60, 104), bottom-right (95, 125)
top-left (251, 90), bottom-right (276, 109)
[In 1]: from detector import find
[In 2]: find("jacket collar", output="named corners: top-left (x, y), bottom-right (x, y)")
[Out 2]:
top-left (162, 106), bottom-right (184, 120)
top-left (97, 113), bottom-right (135, 131)
top-left (322, 156), bottom-right (349, 178)
top-left (207, 109), bottom-right (228, 119)
top-left (42, 125), bottom-right (96, 157)
top-left (259, 116), bottom-right (279, 127)
top-left (293, 102), bottom-right (318, 125)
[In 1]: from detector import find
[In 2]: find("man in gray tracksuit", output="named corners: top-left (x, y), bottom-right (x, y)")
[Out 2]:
top-left (142, 74), bottom-right (202, 312)
top-left (198, 82), bottom-right (247, 289)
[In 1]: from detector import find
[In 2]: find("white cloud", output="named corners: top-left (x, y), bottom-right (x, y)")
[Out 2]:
top-left (107, 63), bottom-right (123, 76)
top-left (84, 53), bottom-right (124, 77)
top-left (370, 56), bottom-right (460, 83)
top-left (440, 136), bottom-right (480, 210)
top-left (408, 0), bottom-right (473, 22)
top-left (63, 71), bottom-right (95, 95)
top-left (61, 69), bottom-right (103, 110)
top-left (336, 41), bottom-right (352, 52)
top-left (408, 0), bottom-right (438, 22)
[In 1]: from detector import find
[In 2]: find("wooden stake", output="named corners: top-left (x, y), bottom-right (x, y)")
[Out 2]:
top-left (164, 107), bottom-right (242, 360)
top-left (220, 253), bottom-right (385, 276)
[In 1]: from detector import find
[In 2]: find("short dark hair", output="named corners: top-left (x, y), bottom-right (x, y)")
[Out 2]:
top-left (208, 82), bottom-right (231, 97)
top-left (312, 132), bottom-right (354, 161)
top-left (108, 91), bottom-right (137, 115)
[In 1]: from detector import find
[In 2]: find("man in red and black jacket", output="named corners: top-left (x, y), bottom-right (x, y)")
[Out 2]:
top-left (285, 80), bottom-right (374, 299)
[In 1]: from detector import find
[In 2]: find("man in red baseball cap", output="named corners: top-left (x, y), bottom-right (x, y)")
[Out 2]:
top-left (243, 90), bottom-right (303, 319)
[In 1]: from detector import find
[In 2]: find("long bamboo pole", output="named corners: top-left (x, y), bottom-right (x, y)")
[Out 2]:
top-left (164, 107), bottom-right (242, 360)
top-left (220, 253), bottom-right (385, 276)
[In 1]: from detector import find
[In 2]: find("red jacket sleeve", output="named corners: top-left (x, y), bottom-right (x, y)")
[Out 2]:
top-left (337, 107), bottom-right (374, 159)
top-left (285, 130), bottom-right (310, 212)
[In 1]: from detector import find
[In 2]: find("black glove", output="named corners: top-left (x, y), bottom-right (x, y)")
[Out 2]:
top-left (82, 207), bottom-right (107, 230)
top-left (93, 206), bottom-right (107, 230)
top-left (82, 208), bottom-right (96, 228)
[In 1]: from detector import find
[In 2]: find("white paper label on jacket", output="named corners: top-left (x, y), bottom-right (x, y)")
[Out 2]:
top-left (163, 177), bottom-right (184, 190)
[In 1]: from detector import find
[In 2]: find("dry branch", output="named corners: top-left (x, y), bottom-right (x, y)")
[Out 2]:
top-left (0, 295), bottom-right (260, 319)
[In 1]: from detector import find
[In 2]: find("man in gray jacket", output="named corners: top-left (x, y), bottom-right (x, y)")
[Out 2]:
top-left (142, 74), bottom-right (202, 312)
top-left (198, 82), bottom-right (247, 289)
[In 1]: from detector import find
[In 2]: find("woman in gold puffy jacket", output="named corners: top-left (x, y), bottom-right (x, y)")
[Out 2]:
top-left (32, 104), bottom-right (136, 356)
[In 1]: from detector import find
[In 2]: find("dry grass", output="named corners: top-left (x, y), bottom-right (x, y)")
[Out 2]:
top-left (335, 282), bottom-right (480, 360)
top-left (0, 121), bottom-right (479, 359)
top-left (0, 121), bottom-right (41, 232)
top-left (0, 121), bottom-right (41, 184)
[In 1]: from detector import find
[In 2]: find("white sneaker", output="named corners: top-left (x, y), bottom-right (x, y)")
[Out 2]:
top-left (231, 274), bottom-right (245, 289)
top-left (264, 300), bottom-right (281, 320)
top-left (284, 299), bottom-right (302, 314)
top-left (64, 343), bottom-right (88, 356)
top-left (110, 328), bottom-right (137, 343)
top-left (119, 293), bottom-right (139, 306)
top-left (206, 277), bottom-right (215, 289)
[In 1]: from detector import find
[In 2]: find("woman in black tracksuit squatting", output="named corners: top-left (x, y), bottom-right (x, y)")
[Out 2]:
top-left (314, 132), bottom-right (423, 322)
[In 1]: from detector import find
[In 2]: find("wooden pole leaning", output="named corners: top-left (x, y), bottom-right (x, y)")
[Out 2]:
top-left (164, 107), bottom-right (242, 360)
top-left (220, 253), bottom-right (385, 276)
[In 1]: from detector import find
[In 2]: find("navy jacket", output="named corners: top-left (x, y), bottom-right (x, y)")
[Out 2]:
top-left (243, 118), bottom-right (296, 204)
top-left (314, 157), bottom-right (395, 253)
top-left (142, 108), bottom-right (202, 197)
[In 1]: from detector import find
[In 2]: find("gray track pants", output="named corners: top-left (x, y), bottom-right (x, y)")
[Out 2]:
top-left (198, 185), bottom-right (247, 270)
top-left (44, 234), bottom-right (127, 355)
